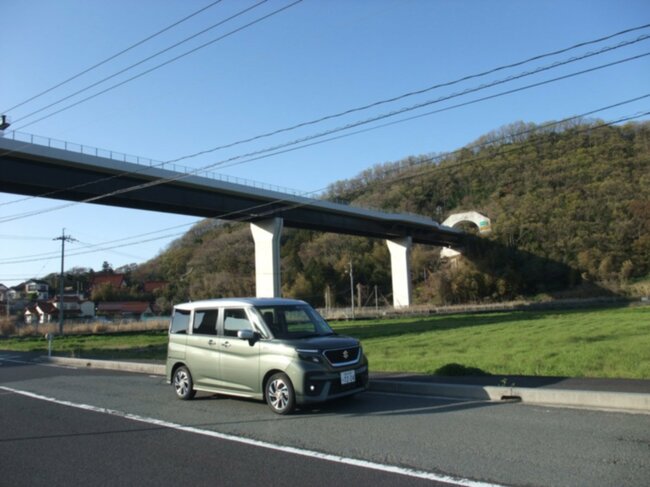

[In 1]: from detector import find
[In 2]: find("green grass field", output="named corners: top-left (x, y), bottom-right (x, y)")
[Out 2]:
top-left (1, 305), bottom-right (648, 378)
top-left (0, 331), bottom-right (167, 361)
top-left (334, 306), bottom-right (650, 378)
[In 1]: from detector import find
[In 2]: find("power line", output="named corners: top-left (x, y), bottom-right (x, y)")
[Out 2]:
top-left (1, 230), bottom-right (189, 266)
top-left (222, 114), bottom-right (650, 218)
top-left (197, 50), bottom-right (650, 175)
top-left (1, 0), bottom-right (225, 114)
top-left (164, 24), bottom-right (650, 165)
top-left (75, 239), bottom-right (145, 262)
top-left (9, 0), bottom-right (268, 125)
top-left (3, 43), bottom-right (647, 228)
top-left (1, 27), bottom-right (647, 211)
top-left (1, 105), bottom-right (647, 266)
top-left (110, 49), bottom-right (650, 184)
top-left (12, 19), bottom-right (649, 157)
top-left (11, 0), bottom-right (303, 132)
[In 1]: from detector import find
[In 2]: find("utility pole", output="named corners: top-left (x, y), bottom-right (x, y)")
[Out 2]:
top-left (53, 229), bottom-right (76, 335)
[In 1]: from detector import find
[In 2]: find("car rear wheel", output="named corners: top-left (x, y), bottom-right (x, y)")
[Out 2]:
top-left (266, 373), bottom-right (295, 414)
top-left (173, 366), bottom-right (196, 400)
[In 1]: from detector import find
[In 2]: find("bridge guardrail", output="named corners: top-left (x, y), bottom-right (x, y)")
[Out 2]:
top-left (2, 130), bottom-right (307, 196)
top-left (1, 130), bottom-right (434, 221)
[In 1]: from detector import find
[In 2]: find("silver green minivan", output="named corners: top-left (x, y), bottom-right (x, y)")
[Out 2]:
top-left (166, 298), bottom-right (369, 414)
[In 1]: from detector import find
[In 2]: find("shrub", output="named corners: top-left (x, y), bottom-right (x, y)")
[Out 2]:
top-left (434, 362), bottom-right (491, 376)
top-left (0, 317), bottom-right (16, 336)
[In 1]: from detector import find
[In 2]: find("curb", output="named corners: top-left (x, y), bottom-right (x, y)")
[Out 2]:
top-left (43, 356), bottom-right (650, 414)
top-left (370, 380), bottom-right (650, 414)
top-left (44, 356), bottom-right (166, 376)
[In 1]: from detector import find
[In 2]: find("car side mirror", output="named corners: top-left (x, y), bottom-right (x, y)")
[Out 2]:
top-left (237, 329), bottom-right (258, 345)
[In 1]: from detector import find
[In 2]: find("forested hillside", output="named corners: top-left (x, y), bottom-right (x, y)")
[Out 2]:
top-left (134, 119), bottom-right (650, 310)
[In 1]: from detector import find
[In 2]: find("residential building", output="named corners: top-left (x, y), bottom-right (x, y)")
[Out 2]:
top-left (52, 296), bottom-right (96, 317)
top-left (96, 301), bottom-right (154, 321)
top-left (25, 280), bottom-right (49, 300)
top-left (24, 302), bottom-right (58, 325)
top-left (90, 273), bottom-right (127, 291)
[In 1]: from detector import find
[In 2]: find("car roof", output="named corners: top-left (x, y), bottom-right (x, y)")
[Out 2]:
top-left (173, 297), bottom-right (307, 311)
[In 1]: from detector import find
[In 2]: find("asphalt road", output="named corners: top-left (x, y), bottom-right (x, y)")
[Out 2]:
top-left (1, 353), bottom-right (648, 487)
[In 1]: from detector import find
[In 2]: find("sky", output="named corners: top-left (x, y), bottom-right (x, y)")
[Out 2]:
top-left (1, 0), bottom-right (649, 287)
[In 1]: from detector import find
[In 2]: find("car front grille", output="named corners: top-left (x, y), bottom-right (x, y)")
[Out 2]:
top-left (323, 346), bottom-right (361, 367)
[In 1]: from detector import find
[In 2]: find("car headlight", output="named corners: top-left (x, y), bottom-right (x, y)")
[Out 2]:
top-left (296, 348), bottom-right (322, 364)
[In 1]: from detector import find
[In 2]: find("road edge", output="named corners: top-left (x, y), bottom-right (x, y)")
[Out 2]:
top-left (42, 356), bottom-right (650, 414)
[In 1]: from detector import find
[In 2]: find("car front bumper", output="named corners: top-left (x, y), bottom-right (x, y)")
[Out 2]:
top-left (295, 364), bottom-right (369, 405)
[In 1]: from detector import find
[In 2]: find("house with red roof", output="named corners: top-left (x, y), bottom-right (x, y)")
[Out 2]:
top-left (24, 297), bottom-right (95, 324)
top-left (90, 273), bottom-right (127, 292)
top-left (24, 301), bottom-right (58, 324)
top-left (96, 301), bottom-right (154, 321)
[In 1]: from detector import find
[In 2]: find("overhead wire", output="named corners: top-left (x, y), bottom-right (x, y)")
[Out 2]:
top-left (10, 0), bottom-right (303, 132)
top-left (1, 98), bottom-right (647, 266)
top-left (8, 0), bottom-right (268, 126)
top-left (75, 238), bottom-right (145, 262)
top-left (1, 25), bottom-right (647, 210)
top-left (1, 41), bottom-right (648, 225)
top-left (205, 113), bottom-right (650, 218)
top-left (7, 20), bottom-right (650, 153)
top-left (164, 25), bottom-right (650, 165)
top-left (0, 55), bottom-right (647, 229)
top-left (1, 0), bottom-right (225, 114)
top-left (193, 50), bottom-right (650, 175)
top-left (1, 22), bottom-right (649, 272)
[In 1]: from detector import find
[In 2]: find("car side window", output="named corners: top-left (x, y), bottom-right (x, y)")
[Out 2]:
top-left (193, 309), bottom-right (219, 336)
top-left (223, 308), bottom-right (253, 337)
top-left (170, 309), bottom-right (190, 334)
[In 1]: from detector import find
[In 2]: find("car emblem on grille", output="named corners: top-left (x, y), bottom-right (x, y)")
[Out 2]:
top-left (343, 350), bottom-right (349, 359)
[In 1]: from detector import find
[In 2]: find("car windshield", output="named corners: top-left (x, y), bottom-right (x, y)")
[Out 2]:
top-left (254, 304), bottom-right (334, 339)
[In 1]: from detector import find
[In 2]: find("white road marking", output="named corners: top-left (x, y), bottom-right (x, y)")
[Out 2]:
top-left (1, 385), bottom-right (503, 487)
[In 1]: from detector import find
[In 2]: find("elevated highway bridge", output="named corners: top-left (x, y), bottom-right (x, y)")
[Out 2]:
top-left (0, 133), bottom-right (464, 307)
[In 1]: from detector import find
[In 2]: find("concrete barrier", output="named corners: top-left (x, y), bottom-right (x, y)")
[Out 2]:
top-left (370, 380), bottom-right (650, 414)
top-left (45, 356), bottom-right (166, 376)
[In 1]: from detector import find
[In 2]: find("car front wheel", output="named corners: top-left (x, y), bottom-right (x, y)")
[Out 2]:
top-left (265, 373), bottom-right (295, 414)
top-left (173, 366), bottom-right (196, 400)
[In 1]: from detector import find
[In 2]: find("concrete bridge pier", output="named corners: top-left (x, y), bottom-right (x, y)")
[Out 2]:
top-left (250, 218), bottom-right (415, 307)
top-left (386, 237), bottom-right (413, 308)
top-left (250, 218), bottom-right (283, 298)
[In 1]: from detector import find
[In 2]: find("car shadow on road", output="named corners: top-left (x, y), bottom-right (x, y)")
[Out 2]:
top-left (185, 389), bottom-right (511, 427)
top-left (299, 391), bottom-right (514, 418)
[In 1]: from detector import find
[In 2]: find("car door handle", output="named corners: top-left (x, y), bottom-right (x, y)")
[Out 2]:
top-left (221, 341), bottom-right (231, 348)
top-left (208, 339), bottom-right (217, 346)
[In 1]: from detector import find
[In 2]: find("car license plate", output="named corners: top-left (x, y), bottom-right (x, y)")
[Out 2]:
top-left (340, 370), bottom-right (355, 385)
